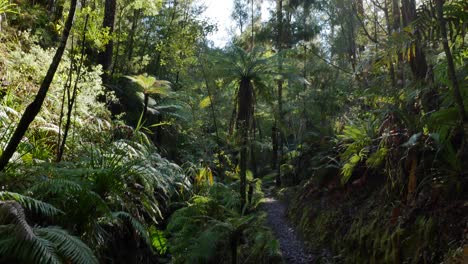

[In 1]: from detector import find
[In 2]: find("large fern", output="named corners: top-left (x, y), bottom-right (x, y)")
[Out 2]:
top-left (0, 191), bottom-right (63, 217)
top-left (167, 183), bottom-right (280, 263)
top-left (0, 200), bottom-right (97, 264)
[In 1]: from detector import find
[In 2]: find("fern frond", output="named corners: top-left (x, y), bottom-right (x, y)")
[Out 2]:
top-left (112, 211), bottom-right (150, 245)
top-left (36, 227), bottom-right (98, 264)
top-left (0, 192), bottom-right (62, 216)
top-left (28, 179), bottom-right (84, 196)
top-left (0, 202), bottom-right (97, 264)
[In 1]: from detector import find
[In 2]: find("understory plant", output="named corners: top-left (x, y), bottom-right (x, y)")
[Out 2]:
top-left (167, 182), bottom-right (281, 264)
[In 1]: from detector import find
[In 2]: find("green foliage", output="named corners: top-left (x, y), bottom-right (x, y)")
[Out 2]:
top-left (337, 120), bottom-right (377, 184)
top-left (149, 226), bottom-right (168, 255)
top-left (0, 200), bottom-right (97, 264)
top-left (0, 0), bottom-right (466, 262)
top-left (0, 191), bottom-right (62, 217)
top-left (125, 74), bottom-right (172, 97)
top-left (0, 0), bottom-right (17, 15)
top-left (167, 182), bottom-right (280, 263)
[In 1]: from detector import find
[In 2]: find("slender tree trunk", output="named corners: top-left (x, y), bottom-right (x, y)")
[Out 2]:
top-left (207, 87), bottom-right (219, 138)
top-left (239, 138), bottom-right (248, 208)
top-left (139, 17), bottom-right (153, 65)
top-left (393, 0), bottom-right (404, 87)
top-left (0, 0), bottom-right (77, 171)
top-left (435, 0), bottom-right (466, 122)
top-left (99, 0), bottom-right (116, 83)
top-left (251, 0), bottom-right (254, 49)
top-left (57, 14), bottom-right (89, 162)
top-left (126, 9), bottom-right (141, 65)
top-left (275, 0), bottom-right (284, 187)
top-left (229, 90), bottom-right (238, 135)
top-left (276, 80), bottom-right (283, 187)
top-left (201, 65), bottom-right (219, 138)
top-left (271, 122), bottom-right (278, 170)
top-left (111, 7), bottom-right (127, 77)
top-left (155, 114), bottom-right (163, 146)
top-left (392, 0), bottom-right (400, 30)
top-left (57, 38), bottom-right (75, 158)
top-left (143, 93), bottom-right (149, 122)
top-left (383, 0), bottom-right (397, 87)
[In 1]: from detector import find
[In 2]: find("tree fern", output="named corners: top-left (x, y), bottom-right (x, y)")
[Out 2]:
top-left (0, 201), bottom-right (98, 264)
top-left (0, 201), bottom-right (35, 240)
top-left (36, 227), bottom-right (98, 264)
top-left (0, 191), bottom-right (63, 217)
top-left (112, 211), bottom-right (150, 245)
top-left (28, 178), bottom-right (84, 196)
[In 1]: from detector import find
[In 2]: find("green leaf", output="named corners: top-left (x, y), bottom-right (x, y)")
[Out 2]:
top-left (0, 192), bottom-right (63, 217)
top-left (199, 96), bottom-right (212, 109)
top-left (149, 226), bottom-right (167, 254)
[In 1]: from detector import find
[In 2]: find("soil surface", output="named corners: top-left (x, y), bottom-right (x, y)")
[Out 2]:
top-left (262, 194), bottom-right (314, 264)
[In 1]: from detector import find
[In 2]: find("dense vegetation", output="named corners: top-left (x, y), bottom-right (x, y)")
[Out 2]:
top-left (0, 0), bottom-right (466, 263)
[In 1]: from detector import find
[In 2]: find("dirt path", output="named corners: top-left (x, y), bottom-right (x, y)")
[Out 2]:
top-left (262, 195), bottom-right (314, 264)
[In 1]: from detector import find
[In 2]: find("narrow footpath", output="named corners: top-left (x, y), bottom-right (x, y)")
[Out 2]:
top-left (262, 192), bottom-right (314, 264)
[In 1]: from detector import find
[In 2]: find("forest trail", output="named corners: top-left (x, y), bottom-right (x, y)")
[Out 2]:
top-left (262, 190), bottom-right (314, 264)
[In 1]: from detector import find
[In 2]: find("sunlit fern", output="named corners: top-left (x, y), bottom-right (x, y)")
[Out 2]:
top-left (0, 0), bottom-right (17, 15)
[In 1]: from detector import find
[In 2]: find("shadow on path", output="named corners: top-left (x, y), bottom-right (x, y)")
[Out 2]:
top-left (262, 193), bottom-right (314, 264)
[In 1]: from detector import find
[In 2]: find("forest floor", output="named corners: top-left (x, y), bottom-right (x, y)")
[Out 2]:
top-left (262, 187), bottom-right (314, 264)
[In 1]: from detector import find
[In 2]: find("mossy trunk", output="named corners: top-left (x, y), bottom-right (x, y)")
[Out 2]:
top-left (237, 77), bottom-right (253, 210)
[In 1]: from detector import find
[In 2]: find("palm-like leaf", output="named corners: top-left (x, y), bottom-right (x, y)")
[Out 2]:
top-left (125, 74), bottom-right (172, 96)
top-left (112, 211), bottom-right (151, 245)
top-left (0, 0), bottom-right (17, 15)
top-left (0, 201), bottom-right (97, 264)
top-left (0, 191), bottom-right (63, 216)
top-left (215, 46), bottom-right (273, 81)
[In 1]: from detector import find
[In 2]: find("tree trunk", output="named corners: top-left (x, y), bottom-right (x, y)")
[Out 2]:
top-left (126, 9), bottom-right (141, 66)
top-left (143, 93), bottom-right (149, 123)
top-left (250, 118), bottom-right (257, 178)
top-left (392, 0), bottom-right (400, 31)
top-left (271, 121), bottom-right (278, 170)
top-left (229, 91), bottom-right (238, 135)
top-left (230, 231), bottom-right (239, 264)
top-left (99, 0), bottom-right (117, 83)
top-left (237, 77), bottom-right (253, 210)
top-left (139, 17), bottom-right (153, 66)
top-left (392, 0), bottom-right (405, 87)
top-left (250, 0), bottom-right (254, 49)
top-left (57, 14), bottom-right (89, 162)
top-left (0, 0), bottom-right (77, 171)
top-left (205, 83), bottom-right (219, 138)
top-left (383, 0), bottom-right (396, 87)
top-left (401, 0), bottom-right (427, 80)
top-left (275, 0), bottom-right (284, 187)
top-left (111, 7), bottom-right (126, 77)
top-left (276, 80), bottom-right (283, 187)
top-left (435, 0), bottom-right (466, 122)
